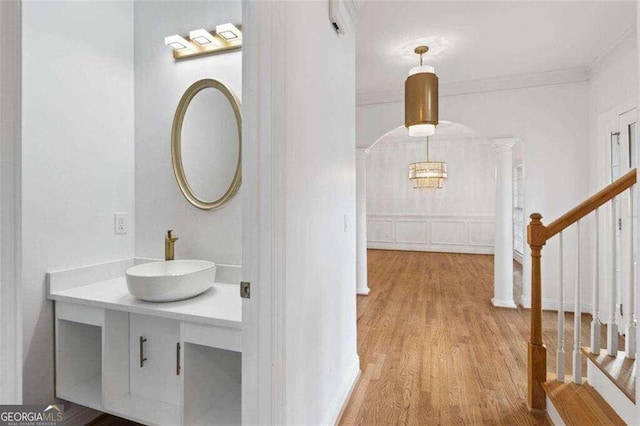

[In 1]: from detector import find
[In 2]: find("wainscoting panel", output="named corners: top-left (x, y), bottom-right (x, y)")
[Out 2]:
top-left (431, 221), bottom-right (465, 245)
top-left (367, 219), bottom-right (394, 243)
top-left (368, 214), bottom-right (494, 254)
top-left (395, 220), bottom-right (429, 244)
top-left (468, 222), bottom-right (494, 247)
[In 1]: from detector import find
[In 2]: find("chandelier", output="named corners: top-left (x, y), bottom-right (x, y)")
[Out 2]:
top-left (405, 45), bottom-right (439, 137)
top-left (409, 137), bottom-right (447, 189)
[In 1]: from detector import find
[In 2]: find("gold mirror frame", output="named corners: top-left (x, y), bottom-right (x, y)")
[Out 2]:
top-left (171, 78), bottom-right (242, 210)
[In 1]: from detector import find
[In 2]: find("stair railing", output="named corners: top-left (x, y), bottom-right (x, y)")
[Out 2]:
top-left (527, 168), bottom-right (637, 412)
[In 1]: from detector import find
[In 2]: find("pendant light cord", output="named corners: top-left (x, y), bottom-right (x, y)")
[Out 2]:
top-left (426, 136), bottom-right (430, 162)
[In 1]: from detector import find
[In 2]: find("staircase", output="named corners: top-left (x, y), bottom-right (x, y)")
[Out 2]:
top-left (527, 168), bottom-right (638, 424)
top-left (543, 376), bottom-right (625, 425)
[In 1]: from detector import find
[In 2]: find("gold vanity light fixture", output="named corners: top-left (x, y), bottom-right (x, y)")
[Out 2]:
top-left (405, 45), bottom-right (439, 137)
top-left (189, 29), bottom-right (220, 47)
top-left (164, 35), bottom-right (192, 51)
top-left (164, 24), bottom-right (242, 60)
top-left (215, 23), bottom-right (242, 42)
top-left (409, 137), bottom-right (447, 189)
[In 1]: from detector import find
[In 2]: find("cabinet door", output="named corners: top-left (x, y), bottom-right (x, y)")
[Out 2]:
top-left (129, 313), bottom-right (181, 405)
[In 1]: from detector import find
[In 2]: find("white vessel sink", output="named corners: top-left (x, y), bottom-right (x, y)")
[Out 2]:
top-left (126, 260), bottom-right (216, 302)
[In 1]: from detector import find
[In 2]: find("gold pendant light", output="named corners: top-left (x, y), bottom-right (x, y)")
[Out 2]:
top-left (409, 137), bottom-right (447, 189)
top-left (405, 46), bottom-right (439, 137)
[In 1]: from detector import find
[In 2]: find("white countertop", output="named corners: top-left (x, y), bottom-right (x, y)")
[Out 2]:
top-left (48, 276), bottom-right (242, 329)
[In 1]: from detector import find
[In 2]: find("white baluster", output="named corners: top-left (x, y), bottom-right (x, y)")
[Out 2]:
top-left (557, 231), bottom-right (565, 382)
top-left (591, 209), bottom-right (601, 354)
top-left (573, 221), bottom-right (582, 384)
top-left (626, 188), bottom-right (636, 359)
top-left (608, 198), bottom-right (619, 356)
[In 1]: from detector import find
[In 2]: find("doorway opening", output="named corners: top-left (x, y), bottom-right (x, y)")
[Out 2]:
top-left (357, 121), bottom-right (525, 306)
top-left (610, 108), bottom-right (637, 333)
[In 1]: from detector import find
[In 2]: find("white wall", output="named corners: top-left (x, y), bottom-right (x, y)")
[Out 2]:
top-left (366, 125), bottom-right (495, 254)
top-left (588, 28), bottom-right (637, 191)
top-left (358, 82), bottom-right (590, 309)
top-left (0, 0), bottom-right (22, 404)
top-left (22, 1), bottom-right (134, 403)
top-left (281, 2), bottom-right (359, 424)
top-left (358, 24), bottom-right (639, 316)
top-left (134, 1), bottom-right (242, 266)
top-left (588, 28), bottom-right (638, 323)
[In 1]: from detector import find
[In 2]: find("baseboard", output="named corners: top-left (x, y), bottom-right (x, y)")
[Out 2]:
top-left (491, 298), bottom-right (518, 309)
top-left (521, 298), bottom-right (593, 314)
top-left (368, 242), bottom-right (493, 255)
top-left (322, 357), bottom-right (361, 426)
top-left (356, 286), bottom-right (370, 295)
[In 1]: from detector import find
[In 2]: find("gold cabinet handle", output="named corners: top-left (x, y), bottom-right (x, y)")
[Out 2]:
top-left (139, 336), bottom-right (148, 368)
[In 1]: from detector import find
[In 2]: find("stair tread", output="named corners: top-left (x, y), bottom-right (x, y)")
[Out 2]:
top-left (581, 346), bottom-right (636, 403)
top-left (543, 378), bottom-right (625, 426)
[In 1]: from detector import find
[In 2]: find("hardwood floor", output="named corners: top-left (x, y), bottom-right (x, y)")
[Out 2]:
top-left (62, 404), bottom-right (140, 426)
top-left (87, 415), bottom-right (140, 426)
top-left (66, 250), bottom-right (606, 425)
top-left (543, 379), bottom-right (625, 425)
top-left (340, 250), bottom-right (596, 425)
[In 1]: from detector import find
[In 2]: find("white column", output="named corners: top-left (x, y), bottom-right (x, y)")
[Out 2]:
top-left (492, 139), bottom-right (517, 308)
top-left (356, 148), bottom-right (370, 295)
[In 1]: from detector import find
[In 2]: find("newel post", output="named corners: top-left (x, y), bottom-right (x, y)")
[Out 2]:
top-left (527, 213), bottom-right (547, 412)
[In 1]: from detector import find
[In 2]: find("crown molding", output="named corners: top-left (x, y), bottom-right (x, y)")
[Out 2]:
top-left (357, 67), bottom-right (590, 106)
top-left (589, 24), bottom-right (635, 72)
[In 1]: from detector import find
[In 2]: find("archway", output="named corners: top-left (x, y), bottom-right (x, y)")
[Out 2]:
top-left (356, 121), bottom-right (523, 308)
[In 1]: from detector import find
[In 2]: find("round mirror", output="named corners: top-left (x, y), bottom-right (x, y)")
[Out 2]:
top-left (171, 79), bottom-right (242, 210)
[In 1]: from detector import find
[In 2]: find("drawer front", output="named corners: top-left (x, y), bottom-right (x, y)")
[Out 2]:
top-left (56, 302), bottom-right (104, 327)
top-left (181, 321), bottom-right (241, 352)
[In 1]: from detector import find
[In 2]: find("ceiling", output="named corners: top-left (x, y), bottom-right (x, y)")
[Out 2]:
top-left (356, 1), bottom-right (636, 97)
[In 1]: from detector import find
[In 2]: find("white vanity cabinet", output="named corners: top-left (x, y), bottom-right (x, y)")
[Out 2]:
top-left (50, 272), bottom-right (242, 426)
top-left (54, 304), bottom-right (241, 426)
top-left (181, 322), bottom-right (241, 425)
top-left (55, 303), bottom-right (103, 411)
top-left (129, 314), bottom-right (181, 406)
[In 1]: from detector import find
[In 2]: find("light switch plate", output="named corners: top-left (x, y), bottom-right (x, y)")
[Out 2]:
top-left (114, 213), bottom-right (127, 235)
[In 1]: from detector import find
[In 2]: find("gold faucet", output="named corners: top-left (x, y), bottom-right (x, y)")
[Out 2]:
top-left (165, 230), bottom-right (178, 261)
